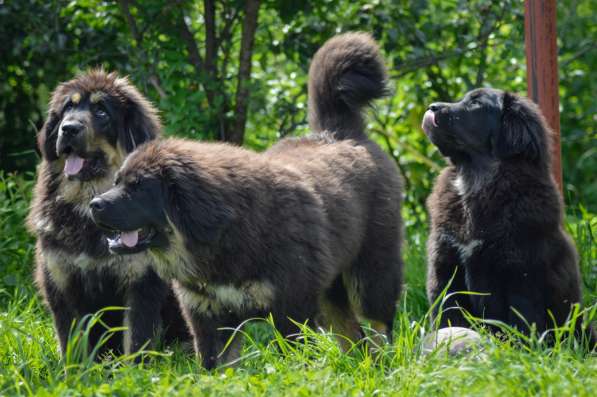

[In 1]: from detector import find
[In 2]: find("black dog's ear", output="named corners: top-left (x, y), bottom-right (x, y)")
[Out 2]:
top-left (37, 110), bottom-right (61, 161)
top-left (165, 169), bottom-right (235, 245)
top-left (118, 80), bottom-right (161, 153)
top-left (186, 199), bottom-right (235, 245)
top-left (495, 92), bottom-right (548, 162)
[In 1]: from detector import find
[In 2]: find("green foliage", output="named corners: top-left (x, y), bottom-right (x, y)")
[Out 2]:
top-left (566, 206), bottom-right (597, 302)
top-left (557, 2), bottom-right (597, 210)
top-left (0, 172), bottom-right (35, 301)
top-left (0, 0), bottom-right (595, 217)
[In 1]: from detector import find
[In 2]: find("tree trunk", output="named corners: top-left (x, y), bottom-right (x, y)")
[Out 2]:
top-left (525, 0), bottom-right (562, 191)
top-left (228, 0), bottom-right (260, 145)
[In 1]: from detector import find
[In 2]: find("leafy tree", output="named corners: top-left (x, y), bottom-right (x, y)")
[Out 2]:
top-left (0, 0), bottom-right (595, 218)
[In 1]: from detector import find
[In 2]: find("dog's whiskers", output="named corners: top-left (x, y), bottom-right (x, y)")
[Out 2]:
top-left (128, 128), bottom-right (137, 149)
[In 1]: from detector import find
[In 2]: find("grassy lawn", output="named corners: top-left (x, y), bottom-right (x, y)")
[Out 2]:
top-left (1, 173), bottom-right (595, 396)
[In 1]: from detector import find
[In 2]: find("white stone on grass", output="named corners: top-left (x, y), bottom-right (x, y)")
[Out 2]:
top-left (422, 327), bottom-right (484, 356)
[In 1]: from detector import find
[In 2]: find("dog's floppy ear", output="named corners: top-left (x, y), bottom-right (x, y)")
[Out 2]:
top-left (495, 92), bottom-right (548, 162)
top-left (164, 166), bottom-right (235, 245)
top-left (117, 78), bottom-right (161, 153)
top-left (37, 110), bottom-right (61, 161)
top-left (185, 197), bottom-right (235, 245)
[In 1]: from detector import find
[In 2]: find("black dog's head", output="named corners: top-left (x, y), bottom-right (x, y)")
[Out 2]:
top-left (89, 164), bottom-right (170, 255)
top-left (89, 140), bottom-right (235, 255)
top-left (421, 88), bottom-right (550, 166)
top-left (89, 142), bottom-right (171, 255)
top-left (38, 69), bottom-right (161, 182)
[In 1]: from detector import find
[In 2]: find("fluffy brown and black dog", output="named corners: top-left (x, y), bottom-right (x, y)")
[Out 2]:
top-left (422, 88), bottom-right (595, 347)
top-left (27, 70), bottom-right (189, 358)
top-left (90, 32), bottom-right (403, 368)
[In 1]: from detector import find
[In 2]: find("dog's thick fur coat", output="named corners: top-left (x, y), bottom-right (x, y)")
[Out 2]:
top-left (423, 88), bottom-right (595, 347)
top-left (91, 33), bottom-right (403, 368)
top-left (27, 70), bottom-right (189, 358)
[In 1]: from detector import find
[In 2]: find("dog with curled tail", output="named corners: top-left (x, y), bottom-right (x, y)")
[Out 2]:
top-left (90, 33), bottom-right (404, 369)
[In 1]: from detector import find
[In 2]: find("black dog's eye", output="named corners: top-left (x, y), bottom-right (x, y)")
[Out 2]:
top-left (63, 102), bottom-right (73, 112)
top-left (95, 107), bottom-right (108, 118)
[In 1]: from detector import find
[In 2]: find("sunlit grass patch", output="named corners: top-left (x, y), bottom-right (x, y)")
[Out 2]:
top-left (0, 172), bottom-right (595, 396)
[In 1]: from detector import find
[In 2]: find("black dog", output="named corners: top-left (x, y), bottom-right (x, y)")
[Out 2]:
top-left (90, 33), bottom-right (404, 369)
top-left (27, 70), bottom-right (189, 359)
top-left (422, 88), bottom-right (595, 347)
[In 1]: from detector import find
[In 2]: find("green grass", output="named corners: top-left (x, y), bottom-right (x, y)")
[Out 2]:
top-left (1, 171), bottom-right (595, 397)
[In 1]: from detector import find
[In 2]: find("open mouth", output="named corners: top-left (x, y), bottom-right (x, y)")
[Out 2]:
top-left (60, 149), bottom-right (108, 181)
top-left (64, 153), bottom-right (86, 177)
top-left (421, 110), bottom-right (438, 133)
top-left (106, 226), bottom-right (157, 254)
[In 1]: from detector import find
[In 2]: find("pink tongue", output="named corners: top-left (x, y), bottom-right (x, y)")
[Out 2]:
top-left (64, 155), bottom-right (84, 176)
top-left (430, 111), bottom-right (438, 127)
top-left (422, 110), bottom-right (438, 129)
top-left (121, 231), bottom-right (139, 248)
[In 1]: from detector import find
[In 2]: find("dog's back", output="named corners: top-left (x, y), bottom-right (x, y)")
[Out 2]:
top-left (265, 32), bottom-right (403, 341)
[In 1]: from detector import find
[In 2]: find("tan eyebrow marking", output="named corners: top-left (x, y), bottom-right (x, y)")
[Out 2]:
top-left (124, 173), bottom-right (141, 187)
top-left (71, 92), bottom-right (81, 104)
top-left (90, 91), bottom-right (106, 104)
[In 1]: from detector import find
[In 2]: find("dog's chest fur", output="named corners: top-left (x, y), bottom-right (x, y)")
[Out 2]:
top-left (436, 172), bottom-right (487, 264)
top-left (149, 238), bottom-right (276, 317)
top-left (42, 248), bottom-right (151, 292)
top-left (438, 232), bottom-right (484, 264)
top-left (173, 279), bottom-right (276, 317)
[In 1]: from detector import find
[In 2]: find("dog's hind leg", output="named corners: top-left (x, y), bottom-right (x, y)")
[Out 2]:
top-left (344, 236), bottom-right (402, 345)
top-left (317, 275), bottom-right (363, 350)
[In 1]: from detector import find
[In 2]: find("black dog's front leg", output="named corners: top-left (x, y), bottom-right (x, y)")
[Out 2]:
top-left (124, 269), bottom-right (169, 356)
top-left (506, 273), bottom-right (547, 335)
top-left (37, 265), bottom-right (77, 356)
top-left (49, 290), bottom-right (77, 356)
top-left (185, 309), bottom-right (219, 370)
top-left (183, 307), bottom-right (244, 370)
top-left (427, 233), bottom-right (473, 328)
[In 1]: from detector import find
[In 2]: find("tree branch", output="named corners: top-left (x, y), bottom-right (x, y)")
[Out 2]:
top-left (216, 6), bottom-right (239, 52)
top-left (202, 0), bottom-right (230, 140)
top-left (117, 0), bottom-right (167, 98)
top-left (178, 9), bottom-right (205, 77)
top-left (172, 2), bottom-right (236, 141)
top-left (393, 7), bottom-right (506, 95)
top-left (204, 0), bottom-right (217, 82)
top-left (278, 89), bottom-right (307, 137)
top-left (229, 0), bottom-right (260, 145)
top-left (393, 49), bottom-right (466, 77)
top-left (217, 6), bottom-right (240, 79)
top-left (561, 41), bottom-right (596, 67)
top-left (474, 4), bottom-right (507, 87)
top-left (370, 103), bottom-right (411, 191)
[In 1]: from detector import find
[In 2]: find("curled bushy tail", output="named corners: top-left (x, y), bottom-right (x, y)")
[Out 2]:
top-left (308, 32), bottom-right (388, 139)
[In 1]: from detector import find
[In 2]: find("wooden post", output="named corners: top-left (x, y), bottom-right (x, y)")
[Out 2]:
top-left (525, 0), bottom-right (562, 191)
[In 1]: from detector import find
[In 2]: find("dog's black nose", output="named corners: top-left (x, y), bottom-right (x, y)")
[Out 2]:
top-left (89, 197), bottom-right (106, 212)
top-left (61, 121), bottom-right (83, 136)
top-left (428, 103), bottom-right (441, 112)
